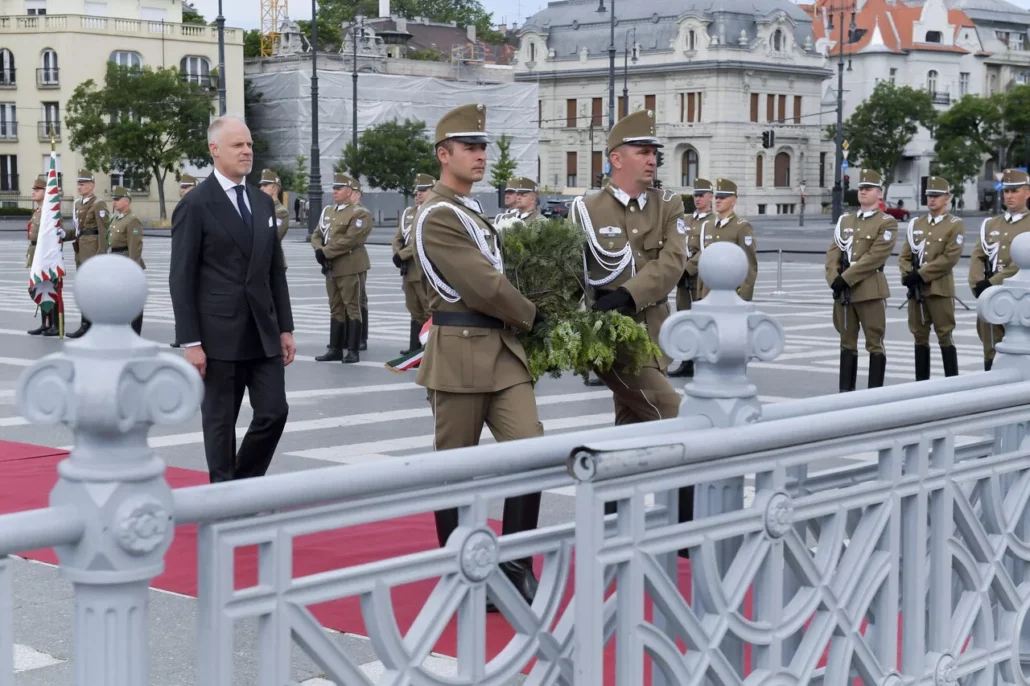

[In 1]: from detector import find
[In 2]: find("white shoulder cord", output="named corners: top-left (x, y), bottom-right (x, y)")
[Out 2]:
top-left (571, 196), bottom-right (636, 287)
top-left (401, 207), bottom-right (414, 244)
top-left (833, 214), bottom-right (853, 262)
top-left (698, 219), bottom-right (711, 253)
top-left (980, 217), bottom-right (999, 272)
top-left (906, 218), bottom-right (924, 266)
top-left (415, 201), bottom-right (503, 303)
top-left (318, 205), bottom-right (332, 241)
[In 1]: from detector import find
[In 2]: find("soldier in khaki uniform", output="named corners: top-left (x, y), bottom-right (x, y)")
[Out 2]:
top-left (350, 182), bottom-right (371, 351)
top-left (415, 103), bottom-right (546, 605)
top-left (107, 185), bottom-right (146, 334)
top-left (392, 173), bottom-right (435, 354)
top-left (670, 178), bottom-right (713, 377)
top-left (26, 174), bottom-right (57, 337)
top-left (511, 177), bottom-right (542, 223)
top-left (970, 168), bottom-right (1030, 371)
top-left (179, 173), bottom-right (197, 197)
top-left (67, 168), bottom-right (111, 339)
top-left (570, 109), bottom-right (692, 549)
top-left (695, 179), bottom-right (758, 301)
top-left (898, 176), bottom-right (964, 380)
top-left (259, 169), bottom-right (290, 268)
top-left (825, 169), bottom-right (898, 391)
top-left (312, 174), bottom-right (373, 363)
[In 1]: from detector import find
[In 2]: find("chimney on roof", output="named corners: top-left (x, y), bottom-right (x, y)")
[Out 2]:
top-left (396, 16), bottom-right (406, 32)
top-left (378, 0), bottom-right (389, 18)
top-left (467, 24), bottom-right (476, 42)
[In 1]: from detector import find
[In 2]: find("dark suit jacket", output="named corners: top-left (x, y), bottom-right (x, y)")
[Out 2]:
top-left (170, 173), bottom-right (294, 361)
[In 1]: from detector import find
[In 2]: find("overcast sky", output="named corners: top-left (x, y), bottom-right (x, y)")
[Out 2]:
top-left (190, 0), bottom-right (1030, 33)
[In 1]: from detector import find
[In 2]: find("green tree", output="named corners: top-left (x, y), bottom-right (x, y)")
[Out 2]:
top-left (298, 17), bottom-right (344, 53)
top-left (489, 133), bottom-right (517, 189)
top-left (244, 78), bottom-right (271, 185)
top-left (828, 81), bottom-right (936, 200)
top-left (336, 119), bottom-right (438, 199)
top-left (243, 29), bottom-right (262, 58)
top-left (182, 1), bottom-right (206, 24)
top-left (999, 84), bottom-right (1030, 167)
top-left (932, 94), bottom-right (1002, 197)
top-left (312, 0), bottom-right (506, 47)
top-left (64, 62), bottom-right (214, 219)
top-left (293, 155), bottom-right (309, 195)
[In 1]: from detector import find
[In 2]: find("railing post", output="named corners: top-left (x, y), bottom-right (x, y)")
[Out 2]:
top-left (15, 255), bottom-right (203, 686)
top-left (659, 241), bottom-right (786, 681)
top-left (771, 248), bottom-right (786, 296)
top-left (0, 555), bottom-right (11, 685)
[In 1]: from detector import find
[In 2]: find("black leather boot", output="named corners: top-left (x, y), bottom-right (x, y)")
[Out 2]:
top-left (985, 358), bottom-right (993, 372)
top-left (359, 306), bottom-right (368, 351)
top-left (668, 360), bottom-right (694, 378)
top-left (131, 312), bottom-right (143, 336)
top-left (914, 344), bottom-right (931, 381)
top-left (434, 508), bottom-right (459, 548)
top-left (42, 311), bottom-right (59, 337)
top-left (27, 311), bottom-right (46, 336)
top-left (315, 320), bottom-right (345, 362)
top-left (486, 492), bottom-right (541, 612)
top-left (677, 485), bottom-right (694, 559)
top-left (839, 349), bottom-right (858, 392)
top-left (401, 319), bottom-right (423, 355)
top-left (342, 318), bottom-right (361, 363)
top-left (65, 318), bottom-right (90, 339)
top-left (868, 353), bottom-right (887, 389)
top-left (941, 345), bottom-right (959, 377)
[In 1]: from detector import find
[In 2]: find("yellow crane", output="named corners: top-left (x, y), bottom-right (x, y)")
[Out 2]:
top-left (259, 0), bottom-right (288, 56)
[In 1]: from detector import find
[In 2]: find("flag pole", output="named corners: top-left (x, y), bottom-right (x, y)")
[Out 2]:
top-left (51, 131), bottom-right (64, 338)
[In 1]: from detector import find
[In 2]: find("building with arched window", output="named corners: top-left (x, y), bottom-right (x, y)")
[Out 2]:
top-left (0, 0), bottom-right (244, 217)
top-left (515, 0), bottom-right (835, 216)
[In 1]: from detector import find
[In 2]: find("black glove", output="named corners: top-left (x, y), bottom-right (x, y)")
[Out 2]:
top-left (532, 307), bottom-right (547, 331)
top-left (314, 249), bottom-right (327, 266)
top-left (902, 271), bottom-right (923, 289)
top-left (974, 279), bottom-right (992, 298)
top-left (831, 275), bottom-right (848, 295)
top-left (677, 272), bottom-right (688, 289)
top-left (592, 288), bottom-right (635, 314)
top-left (392, 253), bottom-right (404, 269)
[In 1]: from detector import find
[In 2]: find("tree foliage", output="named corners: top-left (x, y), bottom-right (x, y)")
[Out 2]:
top-left (336, 119), bottom-right (438, 198)
top-left (827, 81), bottom-right (936, 200)
top-left (64, 63), bottom-right (214, 219)
top-left (243, 29), bottom-right (262, 58)
top-left (182, 1), bottom-right (206, 24)
top-left (293, 155), bottom-right (309, 195)
top-left (490, 134), bottom-right (518, 189)
top-left (932, 94), bottom-right (1002, 195)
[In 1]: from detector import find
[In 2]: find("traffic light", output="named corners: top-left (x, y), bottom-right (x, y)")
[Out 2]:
top-left (843, 175), bottom-right (850, 191)
top-left (656, 150), bottom-right (665, 168)
top-left (761, 130), bottom-right (775, 149)
top-left (653, 178), bottom-right (663, 189)
top-left (594, 173), bottom-right (603, 188)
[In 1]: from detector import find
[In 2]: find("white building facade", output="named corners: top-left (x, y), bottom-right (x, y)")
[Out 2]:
top-left (0, 0), bottom-right (244, 219)
top-left (514, 0), bottom-right (836, 217)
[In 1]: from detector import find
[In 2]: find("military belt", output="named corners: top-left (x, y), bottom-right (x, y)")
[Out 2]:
top-left (79, 229), bottom-right (98, 236)
top-left (110, 246), bottom-right (128, 254)
top-left (432, 311), bottom-right (504, 329)
top-left (595, 287), bottom-right (667, 306)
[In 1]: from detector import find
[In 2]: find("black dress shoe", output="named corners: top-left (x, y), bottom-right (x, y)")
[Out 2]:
top-left (486, 560), bottom-right (538, 613)
top-left (668, 360), bottom-right (694, 378)
top-left (65, 322), bottom-right (90, 339)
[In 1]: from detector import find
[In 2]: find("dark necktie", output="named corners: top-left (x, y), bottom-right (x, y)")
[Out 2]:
top-left (234, 185), bottom-right (252, 227)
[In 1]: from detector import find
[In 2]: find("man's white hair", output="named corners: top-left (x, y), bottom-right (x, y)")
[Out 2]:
top-left (207, 115), bottom-right (248, 146)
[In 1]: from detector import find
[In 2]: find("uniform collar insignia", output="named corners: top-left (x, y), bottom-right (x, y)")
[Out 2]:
top-left (336, 203), bottom-right (348, 211)
top-left (694, 211), bottom-right (709, 219)
top-left (609, 184), bottom-right (647, 209)
top-left (858, 209), bottom-right (878, 219)
top-left (456, 194), bottom-right (483, 214)
top-left (1005, 211), bottom-right (1026, 223)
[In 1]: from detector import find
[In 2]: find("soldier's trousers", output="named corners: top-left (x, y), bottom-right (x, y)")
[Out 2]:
top-left (833, 299), bottom-right (886, 354)
top-left (908, 295), bottom-right (955, 347)
top-left (326, 272), bottom-right (366, 322)
top-left (977, 319), bottom-right (1005, 363)
top-left (403, 278), bottom-right (430, 322)
top-left (676, 284), bottom-right (692, 312)
top-left (428, 382), bottom-right (544, 548)
top-left (25, 244), bottom-right (34, 268)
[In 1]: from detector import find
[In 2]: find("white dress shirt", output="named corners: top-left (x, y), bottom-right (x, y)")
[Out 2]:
top-left (182, 169), bottom-right (254, 349)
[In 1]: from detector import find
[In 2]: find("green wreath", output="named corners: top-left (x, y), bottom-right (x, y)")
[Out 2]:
top-left (501, 218), bottom-right (662, 383)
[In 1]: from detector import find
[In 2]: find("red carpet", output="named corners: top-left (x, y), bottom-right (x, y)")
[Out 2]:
top-left (0, 441), bottom-right (910, 683)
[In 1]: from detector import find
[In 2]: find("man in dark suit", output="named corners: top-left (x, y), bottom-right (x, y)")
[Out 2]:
top-left (169, 115), bottom-right (297, 483)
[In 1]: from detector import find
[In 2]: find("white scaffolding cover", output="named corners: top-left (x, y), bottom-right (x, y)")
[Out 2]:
top-left (248, 69), bottom-right (539, 192)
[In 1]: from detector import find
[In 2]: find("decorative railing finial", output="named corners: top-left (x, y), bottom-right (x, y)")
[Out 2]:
top-left (659, 242), bottom-right (784, 424)
top-left (15, 255), bottom-right (203, 685)
top-left (979, 232), bottom-right (1030, 361)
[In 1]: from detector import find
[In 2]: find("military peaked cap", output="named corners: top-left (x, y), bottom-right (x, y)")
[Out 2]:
top-left (435, 103), bottom-right (489, 146)
top-left (32, 174), bottom-right (46, 190)
top-left (508, 176), bottom-right (538, 192)
top-left (77, 168), bottom-right (95, 183)
top-left (857, 169), bottom-right (882, 188)
top-left (925, 176), bottom-right (950, 195)
top-left (714, 178), bottom-right (737, 197)
top-left (111, 186), bottom-right (130, 199)
top-left (692, 178), bottom-right (713, 195)
top-left (179, 174), bottom-right (197, 187)
top-left (607, 109), bottom-right (662, 152)
top-left (259, 169), bottom-right (281, 186)
top-left (1002, 168), bottom-right (1030, 188)
top-left (414, 173), bottom-right (435, 191)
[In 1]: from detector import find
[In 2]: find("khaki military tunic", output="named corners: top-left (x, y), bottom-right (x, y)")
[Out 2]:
top-left (572, 184), bottom-right (686, 425)
top-left (414, 180), bottom-right (542, 453)
top-left (72, 196), bottom-right (110, 268)
top-left (969, 212), bottom-right (1030, 362)
top-left (695, 213), bottom-right (758, 301)
top-left (392, 205), bottom-right (430, 322)
top-left (677, 210), bottom-right (710, 310)
top-left (107, 211), bottom-right (145, 268)
top-left (898, 213), bottom-right (964, 347)
top-left (825, 210), bottom-right (898, 354)
top-left (273, 199), bottom-right (289, 269)
top-left (25, 206), bottom-right (41, 268)
top-left (312, 203), bottom-right (373, 322)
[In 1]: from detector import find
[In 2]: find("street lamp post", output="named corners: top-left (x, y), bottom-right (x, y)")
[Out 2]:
top-left (622, 27), bottom-right (636, 119)
top-left (307, 0), bottom-right (322, 238)
top-left (352, 17), bottom-right (360, 153)
top-left (216, 0), bottom-right (226, 115)
top-left (597, 0), bottom-right (616, 130)
top-left (799, 180), bottom-right (807, 227)
top-left (831, 4), bottom-right (856, 224)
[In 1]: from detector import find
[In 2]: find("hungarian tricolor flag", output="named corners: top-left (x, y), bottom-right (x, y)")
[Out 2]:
top-left (385, 318), bottom-right (432, 373)
top-left (28, 149), bottom-right (65, 314)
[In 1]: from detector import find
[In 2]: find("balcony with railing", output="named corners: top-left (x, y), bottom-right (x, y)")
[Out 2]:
top-left (0, 69), bottom-right (14, 88)
top-left (0, 15), bottom-right (242, 44)
top-left (180, 72), bottom-right (215, 89)
top-left (932, 90), bottom-right (951, 105)
top-left (0, 173), bottom-right (19, 193)
top-left (0, 122), bottom-right (16, 140)
top-left (36, 120), bottom-right (59, 142)
top-left (36, 68), bottom-right (58, 88)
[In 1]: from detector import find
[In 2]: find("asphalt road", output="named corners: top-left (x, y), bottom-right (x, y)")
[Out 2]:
top-left (0, 229), bottom-right (992, 683)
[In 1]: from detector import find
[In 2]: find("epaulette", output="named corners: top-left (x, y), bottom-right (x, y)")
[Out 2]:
top-left (662, 189), bottom-right (677, 202)
top-left (950, 216), bottom-right (959, 223)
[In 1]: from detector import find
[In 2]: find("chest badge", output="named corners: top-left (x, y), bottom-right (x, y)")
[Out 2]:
top-left (598, 226), bottom-right (622, 237)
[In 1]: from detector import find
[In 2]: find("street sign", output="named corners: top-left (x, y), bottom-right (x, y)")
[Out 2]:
top-left (995, 181), bottom-right (1004, 191)
top-left (842, 160), bottom-right (849, 171)
top-left (995, 171), bottom-right (1005, 182)
top-left (843, 140), bottom-right (850, 150)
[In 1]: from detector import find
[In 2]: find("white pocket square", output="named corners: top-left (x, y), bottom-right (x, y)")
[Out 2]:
top-left (268, 217), bottom-right (274, 227)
